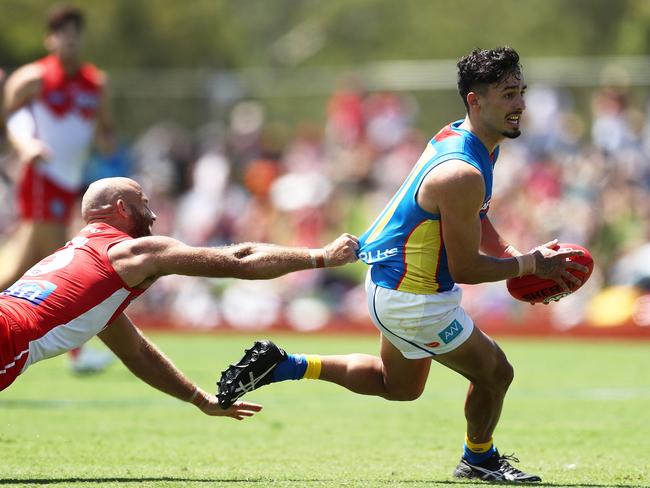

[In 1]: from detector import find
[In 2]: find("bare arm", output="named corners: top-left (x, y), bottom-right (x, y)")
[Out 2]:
top-left (480, 216), bottom-right (521, 257)
top-left (419, 160), bottom-right (587, 289)
top-left (98, 313), bottom-right (262, 419)
top-left (3, 64), bottom-right (41, 114)
top-left (108, 233), bottom-right (359, 288)
top-left (418, 161), bottom-right (519, 284)
top-left (3, 64), bottom-right (50, 164)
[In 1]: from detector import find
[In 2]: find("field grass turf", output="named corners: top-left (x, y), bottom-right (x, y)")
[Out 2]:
top-left (0, 333), bottom-right (648, 488)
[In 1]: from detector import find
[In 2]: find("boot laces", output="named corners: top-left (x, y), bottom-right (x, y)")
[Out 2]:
top-left (498, 453), bottom-right (524, 475)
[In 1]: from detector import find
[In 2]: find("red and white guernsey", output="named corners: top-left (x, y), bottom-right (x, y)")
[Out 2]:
top-left (31, 54), bottom-right (102, 191)
top-left (0, 223), bottom-right (144, 379)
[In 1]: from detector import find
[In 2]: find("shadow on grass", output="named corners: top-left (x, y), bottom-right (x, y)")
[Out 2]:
top-left (0, 479), bottom-right (251, 485)
top-left (0, 478), bottom-right (646, 487)
top-left (0, 398), bottom-right (167, 409)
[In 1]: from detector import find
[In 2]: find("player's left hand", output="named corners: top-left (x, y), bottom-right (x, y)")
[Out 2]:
top-left (529, 239), bottom-right (560, 257)
top-left (196, 394), bottom-right (263, 420)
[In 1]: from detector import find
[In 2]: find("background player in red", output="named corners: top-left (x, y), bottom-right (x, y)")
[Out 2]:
top-left (1, 5), bottom-right (114, 372)
top-left (0, 176), bottom-right (359, 419)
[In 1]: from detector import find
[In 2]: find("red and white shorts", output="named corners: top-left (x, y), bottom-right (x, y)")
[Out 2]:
top-left (17, 164), bottom-right (79, 225)
top-left (0, 310), bottom-right (30, 392)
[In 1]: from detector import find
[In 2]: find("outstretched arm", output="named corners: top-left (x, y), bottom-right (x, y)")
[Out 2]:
top-left (98, 313), bottom-right (262, 420)
top-left (109, 233), bottom-right (359, 288)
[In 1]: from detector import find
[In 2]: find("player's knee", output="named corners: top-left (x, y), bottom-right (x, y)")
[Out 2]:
top-left (497, 358), bottom-right (514, 391)
top-left (475, 354), bottom-right (513, 393)
top-left (487, 356), bottom-right (513, 393)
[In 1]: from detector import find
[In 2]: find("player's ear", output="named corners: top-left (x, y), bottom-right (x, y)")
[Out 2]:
top-left (467, 91), bottom-right (480, 110)
top-left (44, 33), bottom-right (55, 52)
top-left (115, 199), bottom-right (129, 217)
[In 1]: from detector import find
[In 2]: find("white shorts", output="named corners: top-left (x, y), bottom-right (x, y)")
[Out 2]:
top-left (365, 271), bottom-right (474, 359)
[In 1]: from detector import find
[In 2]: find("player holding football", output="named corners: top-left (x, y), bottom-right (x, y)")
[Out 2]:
top-left (218, 47), bottom-right (588, 482)
top-left (0, 177), bottom-right (359, 420)
top-left (0, 5), bottom-right (115, 373)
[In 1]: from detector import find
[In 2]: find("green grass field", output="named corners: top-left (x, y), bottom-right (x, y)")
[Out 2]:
top-left (0, 333), bottom-right (648, 488)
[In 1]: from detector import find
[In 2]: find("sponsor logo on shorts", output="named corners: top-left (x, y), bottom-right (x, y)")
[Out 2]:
top-left (438, 319), bottom-right (463, 344)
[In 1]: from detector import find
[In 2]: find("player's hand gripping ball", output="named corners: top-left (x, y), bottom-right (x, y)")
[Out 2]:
top-left (507, 243), bottom-right (594, 304)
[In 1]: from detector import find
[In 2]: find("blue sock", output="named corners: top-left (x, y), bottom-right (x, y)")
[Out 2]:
top-left (463, 444), bottom-right (496, 464)
top-left (272, 354), bottom-right (307, 382)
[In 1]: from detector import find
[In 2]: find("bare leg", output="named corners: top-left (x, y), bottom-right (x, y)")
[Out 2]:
top-left (0, 221), bottom-right (67, 288)
top-left (318, 335), bottom-right (432, 401)
top-left (0, 223), bottom-right (40, 288)
top-left (434, 326), bottom-right (513, 443)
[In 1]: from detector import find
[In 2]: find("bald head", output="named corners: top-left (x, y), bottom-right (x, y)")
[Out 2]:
top-left (81, 177), bottom-right (143, 223)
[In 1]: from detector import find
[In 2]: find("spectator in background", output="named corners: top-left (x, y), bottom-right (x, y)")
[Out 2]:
top-left (1, 4), bottom-right (115, 373)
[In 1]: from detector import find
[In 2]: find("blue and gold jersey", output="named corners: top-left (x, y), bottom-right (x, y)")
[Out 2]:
top-left (358, 120), bottom-right (498, 295)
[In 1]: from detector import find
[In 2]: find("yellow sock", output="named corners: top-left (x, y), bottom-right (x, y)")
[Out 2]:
top-left (465, 435), bottom-right (493, 453)
top-left (304, 355), bottom-right (322, 379)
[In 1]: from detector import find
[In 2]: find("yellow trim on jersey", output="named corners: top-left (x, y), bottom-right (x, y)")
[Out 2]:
top-left (397, 220), bottom-right (442, 294)
top-left (365, 144), bottom-right (438, 245)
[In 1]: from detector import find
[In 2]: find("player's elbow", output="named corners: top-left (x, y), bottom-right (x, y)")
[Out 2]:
top-left (223, 245), bottom-right (257, 279)
top-left (233, 261), bottom-right (266, 280)
top-left (449, 265), bottom-right (481, 284)
top-left (226, 250), bottom-right (270, 280)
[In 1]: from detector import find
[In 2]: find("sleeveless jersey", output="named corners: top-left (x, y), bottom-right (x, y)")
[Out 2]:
top-left (0, 223), bottom-right (144, 372)
top-left (30, 54), bottom-right (102, 190)
top-left (358, 120), bottom-right (498, 295)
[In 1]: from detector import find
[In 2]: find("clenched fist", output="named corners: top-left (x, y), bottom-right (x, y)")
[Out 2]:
top-left (323, 233), bottom-right (359, 267)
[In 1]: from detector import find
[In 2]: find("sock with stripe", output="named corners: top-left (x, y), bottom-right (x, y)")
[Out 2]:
top-left (463, 435), bottom-right (496, 465)
top-left (272, 354), bottom-right (322, 382)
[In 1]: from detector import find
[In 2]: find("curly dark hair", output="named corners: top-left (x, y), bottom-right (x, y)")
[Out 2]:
top-left (457, 47), bottom-right (521, 112)
top-left (46, 4), bottom-right (84, 33)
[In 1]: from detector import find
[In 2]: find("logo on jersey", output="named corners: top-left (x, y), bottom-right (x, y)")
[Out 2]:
top-left (25, 248), bottom-right (74, 276)
top-left (358, 247), bottom-right (399, 263)
top-left (46, 90), bottom-right (66, 106)
top-left (480, 198), bottom-right (492, 213)
top-left (24, 237), bottom-right (88, 277)
top-left (438, 319), bottom-right (464, 344)
top-left (3, 280), bottom-right (57, 306)
top-left (75, 92), bottom-right (99, 110)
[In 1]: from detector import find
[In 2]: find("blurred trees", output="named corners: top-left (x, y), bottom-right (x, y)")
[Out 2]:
top-left (1, 0), bottom-right (649, 70)
top-left (1, 0), bottom-right (649, 134)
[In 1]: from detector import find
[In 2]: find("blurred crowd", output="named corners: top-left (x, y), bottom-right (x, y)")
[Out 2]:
top-left (4, 77), bottom-right (650, 332)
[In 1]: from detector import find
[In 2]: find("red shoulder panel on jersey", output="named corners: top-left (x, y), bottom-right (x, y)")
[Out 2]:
top-left (433, 124), bottom-right (460, 142)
